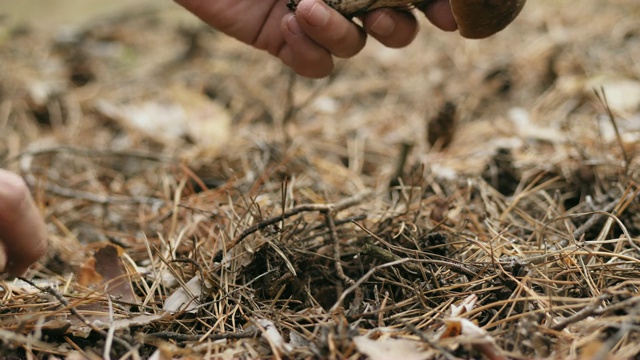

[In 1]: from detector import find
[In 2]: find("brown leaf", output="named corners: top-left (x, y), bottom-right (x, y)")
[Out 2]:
top-left (77, 244), bottom-right (137, 304)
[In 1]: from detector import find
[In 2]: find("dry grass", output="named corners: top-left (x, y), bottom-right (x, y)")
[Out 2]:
top-left (1, 0), bottom-right (640, 359)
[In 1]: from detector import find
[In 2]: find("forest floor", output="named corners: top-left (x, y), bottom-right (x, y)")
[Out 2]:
top-left (2, 0), bottom-right (640, 359)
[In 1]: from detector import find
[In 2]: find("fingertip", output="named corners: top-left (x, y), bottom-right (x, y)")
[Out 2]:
top-left (297, 0), bottom-right (330, 28)
top-left (280, 14), bottom-right (334, 78)
top-left (283, 13), bottom-right (304, 36)
top-left (279, 44), bottom-right (335, 78)
top-left (364, 9), bottom-right (418, 48)
top-left (294, 0), bottom-right (366, 58)
top-left (367, 10), bottom-right (396, 37)
top-left (420, 0), bottom-right (458, 32)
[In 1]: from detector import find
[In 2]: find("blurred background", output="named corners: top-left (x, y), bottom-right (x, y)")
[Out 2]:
top-left (1, 0), bottom-right (163, 29)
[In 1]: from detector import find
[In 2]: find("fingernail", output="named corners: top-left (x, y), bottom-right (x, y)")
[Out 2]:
top-left (304, 1), bottom-right (329, 28)
top-left (369, 12), bottom-right (395, 37)
top-left (285, 14), bottom-right (304, 36)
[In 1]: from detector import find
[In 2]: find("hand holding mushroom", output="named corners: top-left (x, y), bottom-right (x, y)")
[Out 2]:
top-left (174, 0), bottom-right (460, 78)
top-left (288, 0), bottom-right (527, 38)
top-left (175, 0), bottom-right (524, 77)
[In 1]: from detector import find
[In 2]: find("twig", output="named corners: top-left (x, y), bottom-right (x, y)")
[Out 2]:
top-left (24, 176), bottom-right (165, 206)
top-left (17, 146), bottom-right (166, 206)
top-left (308, 214), bottom-right (367, 232)
top-left (324, 209), bottom-right (361, 313)
top-left (2, 145), bottom-right (175, 167)
top-left (330, 258), bottom-right (415, 313)
top-left (104, 294), bottom-right (115, 360)
top-left (281, 70), bottom-right (298, 125)
top-left (324, 210), bottom-right (354, 287)
top-left (361, 242), bottom-right (478, 279)
top-left (218, 190), bottom-right (373, 260)
top-left (172, 258), bottom-right (205, 279)
top-left (571, 198), bottom-right (619, 240)
top-left (593, 87), bottom-right (630, 178)
top-left (146, 330), bottom-right (260, 342)
top-left (550, 294), bottom-right (611, 331)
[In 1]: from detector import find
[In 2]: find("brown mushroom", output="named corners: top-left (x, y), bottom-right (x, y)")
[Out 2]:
top-left (449, 0), bottom-right (527, 38)
top-left (287, 0), bottom-right (527, 39)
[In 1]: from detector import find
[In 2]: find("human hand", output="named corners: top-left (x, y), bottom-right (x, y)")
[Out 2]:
top-left (0, 169), bottom-right (48, 277)
top-left (174, 0), bottom-right (457, 78)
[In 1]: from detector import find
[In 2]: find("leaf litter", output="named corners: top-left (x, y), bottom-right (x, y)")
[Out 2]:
top-left (1, 0), bottom-right (640, 359)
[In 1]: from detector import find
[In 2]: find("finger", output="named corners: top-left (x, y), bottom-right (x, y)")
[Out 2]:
top-left (362, 8), bottom-right (418, 48)
top-left (0, 170), bottom-right (48, 276)
top-left (173, 0), bottom-right (284, 54)
top-left (0, 243), bottom-right (6, 274)
top-left (294, 0), bottom-right (367, 58)
top-left (419, 0), bottom-right (458, 32)
top-left (280, 13), bottom-right (335, 78)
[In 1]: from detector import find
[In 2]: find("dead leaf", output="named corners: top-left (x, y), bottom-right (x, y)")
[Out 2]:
top-left (95, 84), bottom-right (231, 153)
top-left (354, 334), bottom-right (433, 360)
top-left (255, 318), bottom-right (292, 356)
top-left (77, 243), bottom-right (138, 304)
top-left (586, 75), bottom-right (640, 114)
top-left (162, 276), bottom-right (202, 314)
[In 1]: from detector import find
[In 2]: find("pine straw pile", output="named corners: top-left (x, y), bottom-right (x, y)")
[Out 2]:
top-left (2, 0), bottom-right (640, 359)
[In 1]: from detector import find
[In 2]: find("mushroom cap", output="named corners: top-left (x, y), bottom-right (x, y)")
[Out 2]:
top-left (451, 0), bottom-right (527, 39)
